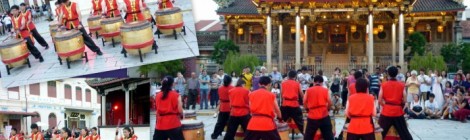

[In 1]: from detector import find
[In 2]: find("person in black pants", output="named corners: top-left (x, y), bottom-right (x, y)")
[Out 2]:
top-left (281, 70), bottom-right (304, 135)
top-left (20, 3), bottom-right (49, 49)
top-left (186, 72), bottom-right (199, 110)
top-left (10, 5), bottom-right (44, 62)
top-left (224, 80), bottom-right (251, 140)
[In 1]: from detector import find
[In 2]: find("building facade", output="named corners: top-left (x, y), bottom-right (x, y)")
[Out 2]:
top-left (216, 0), bottom-right (466, 74)
top-left (0, 79), bottom-right (101, 136)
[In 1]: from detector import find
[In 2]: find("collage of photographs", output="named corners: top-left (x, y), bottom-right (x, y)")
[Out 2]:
top-left (1, 0), bottom-right (470, 140)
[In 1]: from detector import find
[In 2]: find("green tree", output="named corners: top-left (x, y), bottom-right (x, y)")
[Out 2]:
top-left (440, 43), bottom-right (470, 72)
top-left (409, 52), bottom-right (447, 72)
top-left (223, 52), bottom-right (261, 75)
top-left (462, 44), bottom-right (470, 73)
top-left (138, 60), bottom-right (185, 77)
top-left (211, 39), bottom-right (240, 65)
top-left (405, 32), bottom-right (427, 56)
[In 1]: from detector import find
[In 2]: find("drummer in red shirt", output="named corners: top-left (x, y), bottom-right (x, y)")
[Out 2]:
top-left (303, 75), bottom-right (334, 140)
top-left (345, 78), bottom-right (376, 140)
top-left (90, 127), bottom-right (100, 140)
top-left (10, 5), bottom-right (44, 62)
top-left (245, 76), bottom-right (283, 140)
top-left (211, 76), bottom-right (234, 139)
top-left (158, 0), bottom-right (174, 9)
top-left (91, 0), bottom-right (103, 15)
top-left (19, 3), bottom-right (49, 49)
top-left (378, 66), bottom-right (413, 140)
top-left (9, 128), bottom-right (24, 140)
top-left (224, 80), bottom-right (250, 140)
top-left (280, 70), bottom-right (304, 135)
top-left (121, 0), bottom-right (158, 52)
top-left (59, 0), bottom-right (103, 55)
top-left (101, 0), bottom-right (122, 18)
top-left (77, 128), bottom-right (90, 140)
top-left (52, 127), bottom-right (73, 140)
top-left (153, 76), bottom-right (184, 140)
top-left (348, 71), bottom-right (363, 96)
top-left (22, 124), bottom-right (44, 140)
top-left (54, 1), bottom-right (63, 22)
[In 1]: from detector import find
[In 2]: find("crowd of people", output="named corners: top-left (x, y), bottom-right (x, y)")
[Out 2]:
top-left (153, 65), bottom-right (470, 140)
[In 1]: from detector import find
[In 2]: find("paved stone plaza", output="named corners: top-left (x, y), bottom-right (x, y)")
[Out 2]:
top-left (0, 1), bottom-right (199, 88)
top-left (193, 110), bottom-right (470, 140)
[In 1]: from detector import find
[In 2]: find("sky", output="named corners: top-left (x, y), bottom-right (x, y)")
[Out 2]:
top-left (192, 0), bottom-right (220, 22)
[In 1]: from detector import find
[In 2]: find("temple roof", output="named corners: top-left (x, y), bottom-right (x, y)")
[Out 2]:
top-left (216, 0), bottom-right (466, 15)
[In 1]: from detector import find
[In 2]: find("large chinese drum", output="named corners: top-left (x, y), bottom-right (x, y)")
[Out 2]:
top-left (120, 21), bottom-right (153, 55)
top-left (0, 39), bottom-right (30, 71)
top-left (49, 21), bottom-right (61, 39)
top-left (101, 17), bottom-right (123, 42)
top-left (155, 7), bottom-right (183, 35)
top-left (342, 119), bottom-right (383, 140)
top-left (87, 15), bottom-right (103, 35)
top-left (54, 30), bottom-right (85, 62)
top-left (235, 126), bottom-right (244, 140)
top-left (181, 120), bottom-right (204, 140)
top-left (183, 110), bottom-right (197, 120)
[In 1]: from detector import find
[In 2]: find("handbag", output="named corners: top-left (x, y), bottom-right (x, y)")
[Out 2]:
top-left (412, 106), bottom-right (423, 112)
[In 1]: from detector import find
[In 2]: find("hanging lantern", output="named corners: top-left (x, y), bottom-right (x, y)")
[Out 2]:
top-left (371, 0), bottom-right (377, 2)
top-left (378, 25), bottom-right (384, 32)
top-left (408, 27), bottom-right (414, 34)
top-left (317, 25), bottom-right (323, 33)
top-left (237, 28), bottom-right (244, 35)
top-left (291, 26), bottom-right (296, 34)
top-left (300, 33), bottom-right (305, 42)
top-left (437, 25), bottom-right (444, 33)
top-left (373, 28), bottom-right (379, 35)
top-left (351, 25), bottom-right (357, 32)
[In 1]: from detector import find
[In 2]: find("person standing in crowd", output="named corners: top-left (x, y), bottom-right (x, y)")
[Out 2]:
top-left (280, 70), bottom-right (304, 135)
top-left (271, 82), bottom-right (281, 105)
top-left (251, 70), bottom-right (262, 91)
top-left (175, 72), bottom-right (186, 95)
top-left (444, 82), bottom-right (453, 95)
top-left (425, 94), bottom-right (442, 119)
top-left (211, 76), bottom-right (234, 139)
top-left (59, 0), bottom-right (103, 55)
top-left (218, 69), bottom-right (226, 82)
top-left (441, 71), bottom-right (448, 89)
top-left (101, 0), bottom-right (121, 17)
top-left (330, 68), bottom-right (342, 96)
top-left (406, 70), bottom-right (420, 103)
top-left (348, 71), bottom-right (363, 96)
top-left (90, 127), bottom-right (100, 140)
top-left (186, 72), bottom-right (199, 110)
top-left (19, 3), bottom-right (49, 49)
top-left (303, 75), bottom-right (334, 140)
top-left (348, 69), bottom-right (357, 86)
top-left (231, 71), bottom-right (239, 87)
top-left (3, 13), bottom-right (11, 33)
top-left (378, 66), bottom-right (413, 139)
top-left (23, 124), bottom-right (44, 140)
top-left (241, 67), bottom-right (253, 90)
top-left (345, 78), bottom-right (375, 140)
top-left (453, 92), bottom-right (470, 123)
top-left (341, 71), bottom-right (349, 107)
top-left (153, 76), bottom-right (184, 140)
top-left (318, 70), bottom-right (329, 88)
top-left (418, 69), bottom-right (431, 105)
top-left (225, 80), bottom-right (250, 140)
top-left (199, 70), bottom-right (210, 110)
top-left (10, 5), bottom-right (44, 62)
top-left (260, 67), bottom-right (269, 76)
top-left (432, 70), bottom-right (444, 107)
top-left (245, 76), bottom-right (282, 140)
top-left (270, 67), bottom-right (283, 84)
top-left (369, 67), bottom-right (381, 98)
top-left (210, 73), bottom-right (221, 109)
top-left (397, 66), bottom-right (406, 82)
top-left (298, 67), bottom-right (311, 95)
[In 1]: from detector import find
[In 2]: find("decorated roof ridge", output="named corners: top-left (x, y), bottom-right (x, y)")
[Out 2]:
top-left (216, 0), bottom-right (465, 15)
top-left (85, 78), bottom-right (129, 87)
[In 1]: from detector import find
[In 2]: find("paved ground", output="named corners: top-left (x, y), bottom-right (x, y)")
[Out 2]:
top-left (186, 109), bottom-right (470, 140)
top-left (0, 1), bottom-right (199, 88)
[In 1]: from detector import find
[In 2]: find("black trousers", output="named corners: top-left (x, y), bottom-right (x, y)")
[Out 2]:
top-left (304, 116), bottom-right (334, 140)
top-left (378, 115), bottom-right (413, 140)
top-left (153, 127), bottom-right (185, 140)
top-left (346, 133), bottom-right (375, 140)
top-left (186, 89), bottom-right (197, 109)
top-left (25, 37), bottom-right (42, 59)
top-left (212, 112), bottom-right (230, 138)
top-left (341, 90), bottom-right (348, 107)
top-left (337, 117), bottom-right (351, 140)
top-left (280, 106), bottom-right (304, 134)
top-left (67, 26), bottom-right (101, 52)
top-left (244, 129), bottom-right (280, 140)
top-left (224, 115), bottom-right (251, 140)
top-left (30, 28), bottom-right (48, 47)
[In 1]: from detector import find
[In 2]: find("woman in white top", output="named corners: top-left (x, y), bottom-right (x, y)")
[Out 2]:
top-left (231, 71), bottom-right (239, 87)
top-left (407, 94), bottom-right (426, 119)
top-left (432, 70), bottom-right (444, 107)
top-left (271, 82), bottom-right (281, 105)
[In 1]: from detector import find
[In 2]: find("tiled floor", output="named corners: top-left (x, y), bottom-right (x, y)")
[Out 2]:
top-left (0, 1), bottom-right (199, 88)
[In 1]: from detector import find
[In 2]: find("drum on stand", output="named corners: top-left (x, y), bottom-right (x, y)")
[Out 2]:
top-left (154, 7), bottom-right (186, 40)
top-left (181, 120), bottom-right (204, 140)
top-left (100, 17), bottom-right (123, 47)
top-left (54, 30), bottom-right (89, 69)
top-left (49, 21), bottom-right (61, 51)
top-left (0, 38), bottom-right (31, 75)
top-left (342, 118), bottom-right (383, 140)
top-left (183, 110), bottom-right (197, 120)
top-left (234, 126), bottom-right (244, 140)
top-left (87, 15), bottom-right (103, 39)
top-left (120, 21), bottom-right (156, 62)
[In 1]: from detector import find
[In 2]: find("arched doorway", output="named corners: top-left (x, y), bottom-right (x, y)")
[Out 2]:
top-left (48, 113), bottom-right (57, 129)
top-left (98, 116), bottom-right (102, 126)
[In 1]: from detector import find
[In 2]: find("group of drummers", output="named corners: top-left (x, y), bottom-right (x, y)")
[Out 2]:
top-left (7, 0), bottom-right (169, 64)
top-left (8, 123), bottom-right (140, 140)
top-left (154, 66), bottom-right (415, 140)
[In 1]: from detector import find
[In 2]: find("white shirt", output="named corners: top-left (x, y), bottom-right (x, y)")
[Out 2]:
top-left (425, 100), bottom-right (440, 111)
top-left (297, 73), bottom-right (311, 90)
top-left (271, 88), bottom-right (280, 95)
top-left (231, 77), bottom-right (239, 87)
top-left (322, 76), bottom-right (329, 88)
top-left (418, 74), bottom-right (431, 92)
top-left (3, 16), bottom-right (11, 25)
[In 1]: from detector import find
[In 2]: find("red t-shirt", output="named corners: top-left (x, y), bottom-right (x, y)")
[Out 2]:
top-left (348, 83), bottom-right (356, 96)
top-left (219, 85), bottom-right (234, 112)
top-left (9, 135), bottom-right (24, 140)
top-left (30, 132), bottom-right (44, 140)
top-left (247, 88), bottom-right (276, 131)
top-left (305, 86), bottom-right (330, 119)
top-left (77, 136), bottom-right (90, 140)
top-left (90, 134), bottom-right (100, 140)
top-left (156, 90), bottom-right (182, 130)
top-left (281, 80), bottom-right (301, 107)
top-left (381, 80), bottom-right (406, 117)
top-left (229, 87), bottom-right (250, 116)
top-left (22, 10), bottom-right (36, 30)
top-left (347, 93), bottom-right (374, 134)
